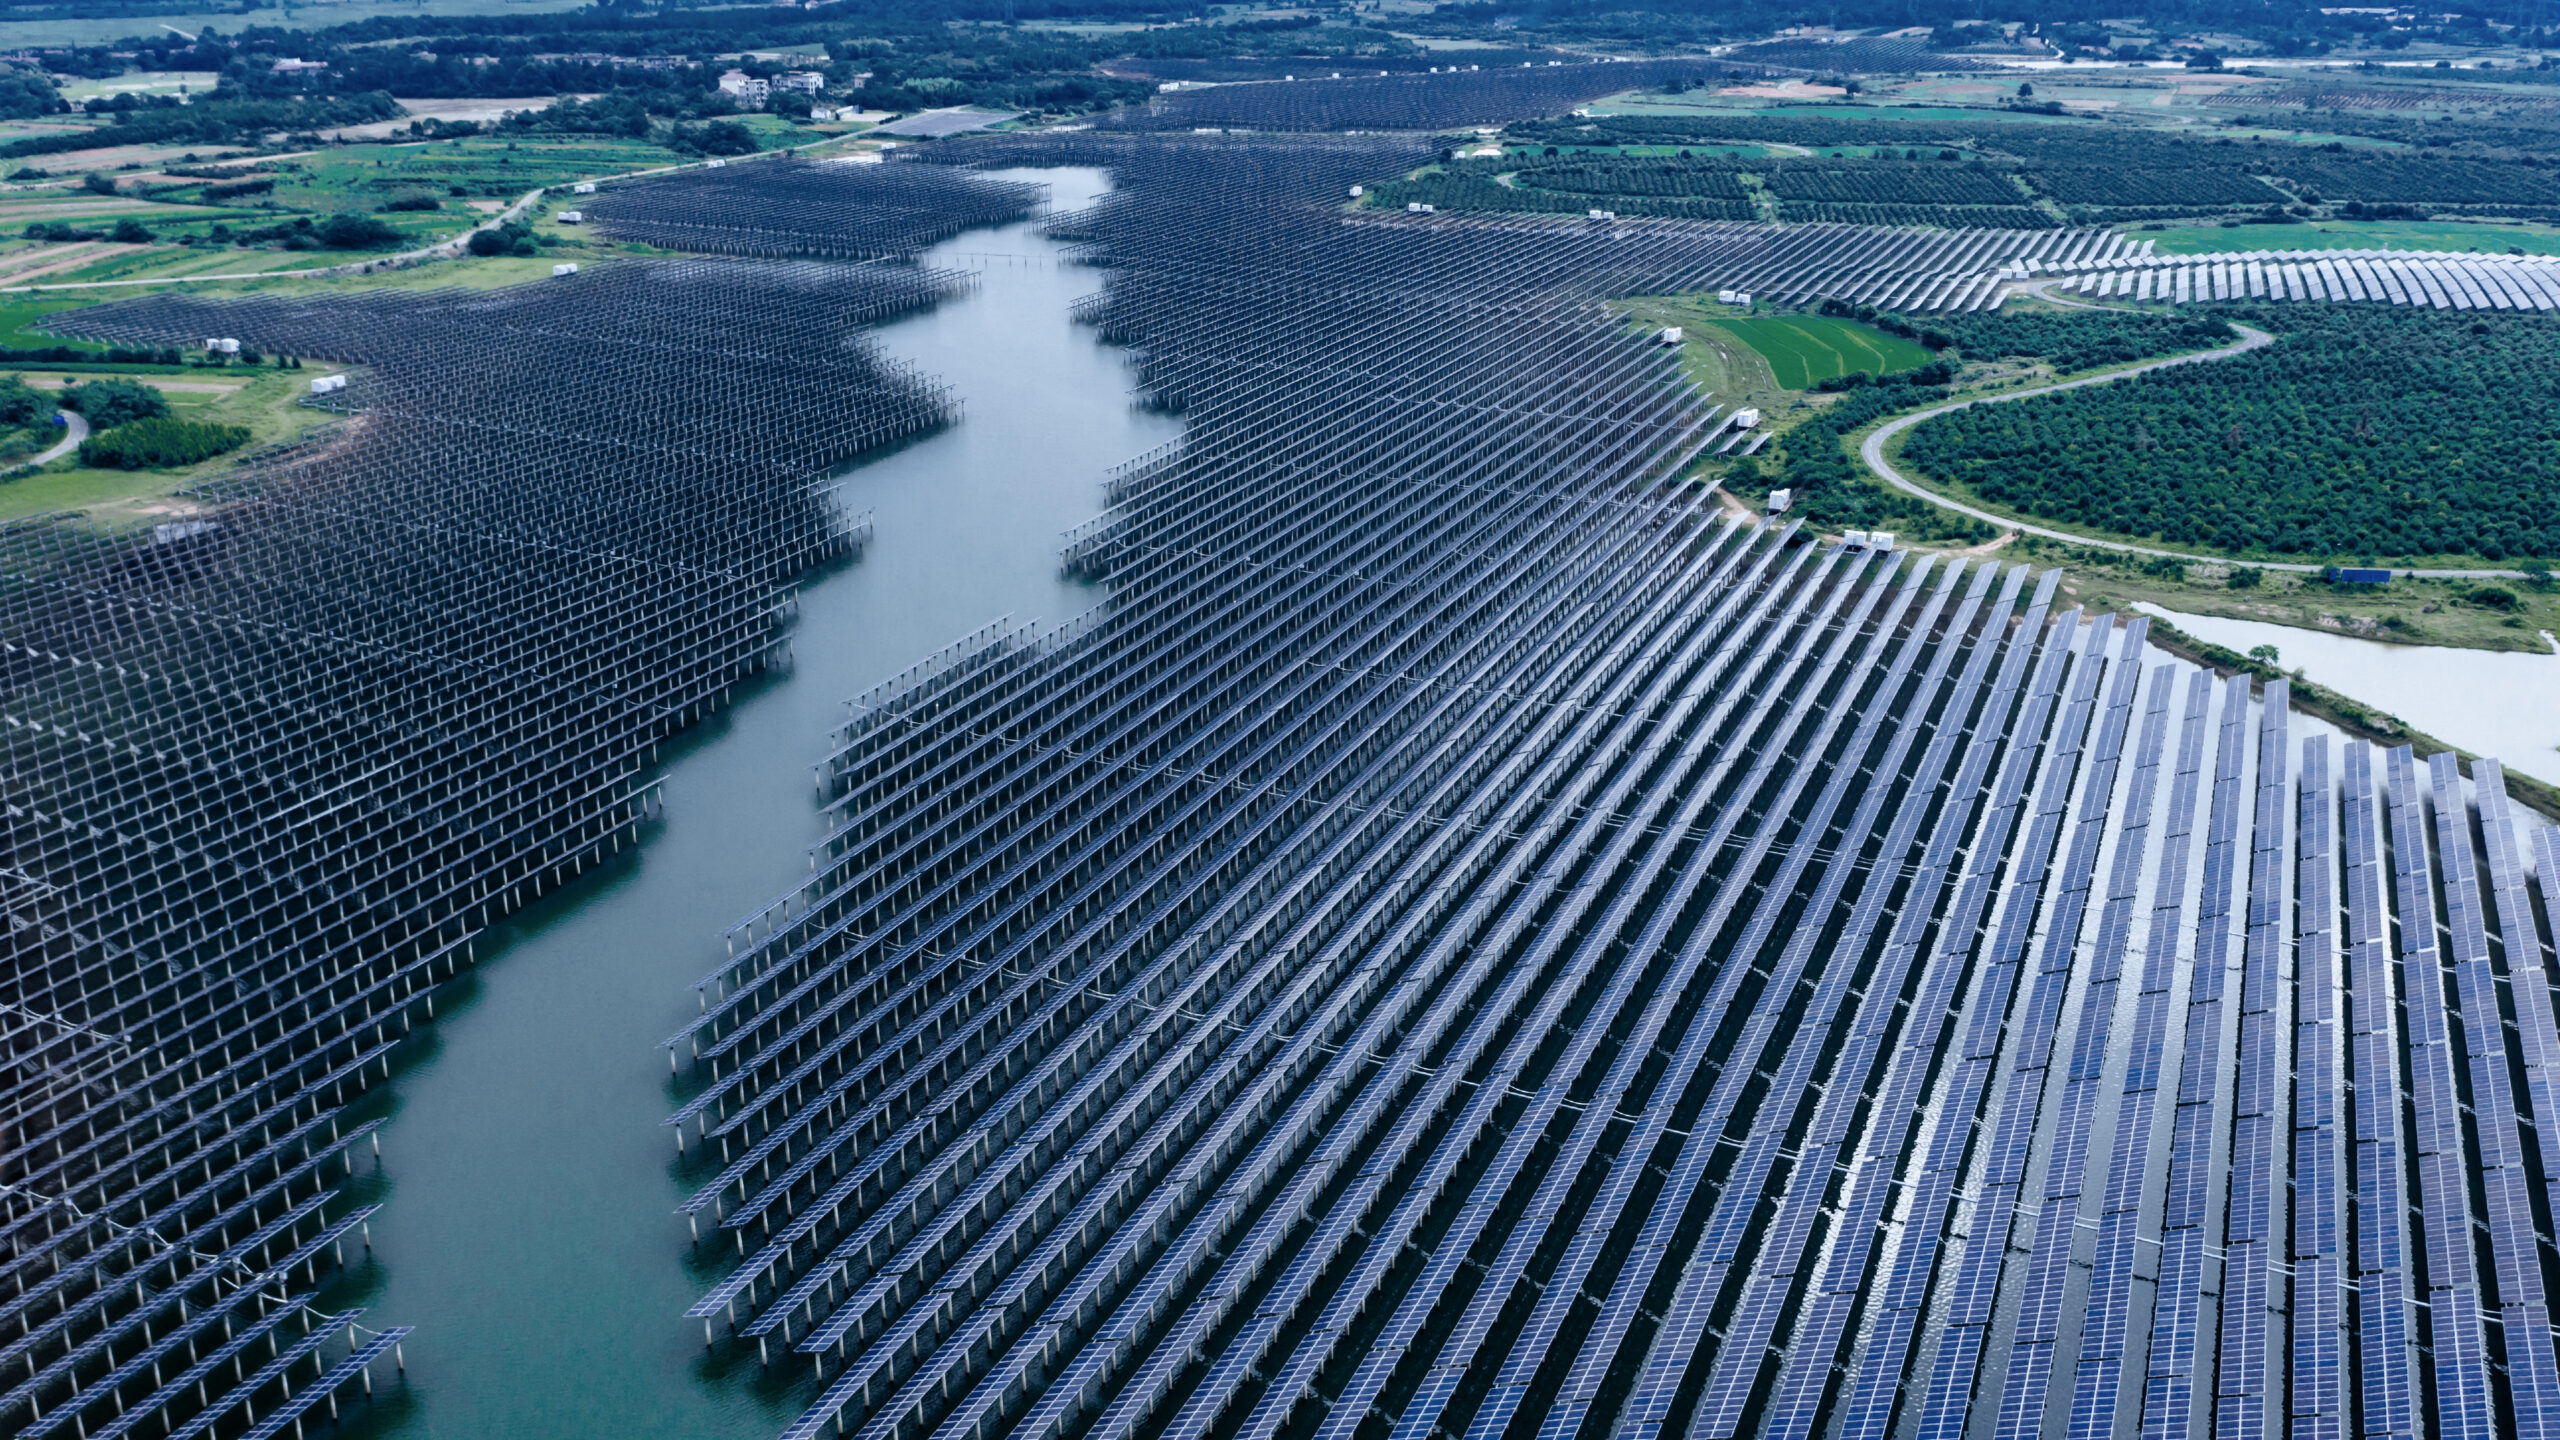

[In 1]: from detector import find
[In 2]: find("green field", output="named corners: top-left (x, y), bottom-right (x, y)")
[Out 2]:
top-left (1709, 314), bottom-right (1936, 389)
top-left (0, 297), bottom-right (106, 349)
top-left (2141, 216), bottom-right (2560, 256)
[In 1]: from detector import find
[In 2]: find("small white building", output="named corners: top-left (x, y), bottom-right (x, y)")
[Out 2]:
top-left (1869, 531), bottom-right (1897, 551)
top-left (1587, 209), bottom-right (1616, 222)
top-left (1348, 185), bottom-right (1363, 197)
top-left (1766, 487), bottom-right (1793, 513)
top-left (774, 70), bottom-right (826, 94)
top-left (717, 69), bottom-right (771, 106)
top-left (203, 337), bottom-right (238, 355)
top-left (556, 210), bottom-right (582, 223)
top-left (1407, 201), bottom-right (1434, 214)
top-left (552, 262), bottom-right (579, 277)
top-left (1657, 326), bottom-right (1683, 345)
top-left (572, 182), bottom-right (596, 194)
top-left (1731, 407), bottom-right (1762, 429)
top-left (1843, 530), bottom-right (1872, 549)
top-left (1716, 289), bottom-right (1753, 306)
top-left (309, 374), bottom-right (347, 395)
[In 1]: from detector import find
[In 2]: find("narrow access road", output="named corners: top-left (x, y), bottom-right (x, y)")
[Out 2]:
top-left (1858, 319), bottom-right (2534, 581)
top-left (29, 410), bottom-right (87, 465)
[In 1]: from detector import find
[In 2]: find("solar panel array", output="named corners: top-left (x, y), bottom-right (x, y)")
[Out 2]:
top-left (584, 158), bottom-right (1047, 260)
top-left (2040, 246), bottom-right (2560, 309)
top-left (668, 134), bottom-right (2560, 1440)
top-left (1, 257), bottom-right (981, 1440)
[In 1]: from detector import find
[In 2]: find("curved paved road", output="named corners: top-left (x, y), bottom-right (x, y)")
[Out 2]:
top-left (1858, 317), bottom-right (2531, 581)
top-left (29, 410), bottom-right (87, 465)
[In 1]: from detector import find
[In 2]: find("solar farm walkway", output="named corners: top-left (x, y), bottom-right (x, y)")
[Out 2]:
top-left (667, 134), bottom-right (2560, 1440)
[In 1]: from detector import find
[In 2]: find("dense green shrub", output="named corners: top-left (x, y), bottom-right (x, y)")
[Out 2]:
top-left (61, 379), bottom-right (169, 430)
top-left (1927, 311), bottom-right (2236, 373)
top-left (0, 378), bottom-right (49, 428)
top-left (1899, 306), bottom-right (2560, 561)
top-left (1759, 375), bottom-right (1995, 544)
top-left (78, 418), bottom-right (250, 470)
top-left (316, 213), bottom-right (405, 249)
top-left (664, 121), bottom-right (761, 158)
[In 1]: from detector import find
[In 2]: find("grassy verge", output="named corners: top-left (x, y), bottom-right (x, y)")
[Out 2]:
top-left (1891, 523), bottom-right (2560, 654)
top-left (2133, 609), bottom-right (2560, 821)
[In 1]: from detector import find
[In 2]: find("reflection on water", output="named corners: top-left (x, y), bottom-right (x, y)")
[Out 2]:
top-left (342, 167), bottom-right (1177, 1440)
top-left (2136, 602), bottom-right (2560, 787)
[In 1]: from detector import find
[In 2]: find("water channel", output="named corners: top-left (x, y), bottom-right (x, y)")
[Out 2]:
top-left (343, 167), bottom-right (1176, 1440)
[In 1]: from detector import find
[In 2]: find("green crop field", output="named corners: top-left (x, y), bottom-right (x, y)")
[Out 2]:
top-left (0, 298), bottom-right (104, 349)
top-left (1708, 314), bottom-right (1936, 389)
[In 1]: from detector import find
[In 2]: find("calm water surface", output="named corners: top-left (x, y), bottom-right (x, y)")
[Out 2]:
top-left (343, 168), bottom-right (1175, 1440)
top-left (2137, 603), bottom-right (2560, 787)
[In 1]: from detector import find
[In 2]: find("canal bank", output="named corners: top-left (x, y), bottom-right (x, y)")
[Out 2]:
top-left (340, 168), bottom-right (1177, 1440)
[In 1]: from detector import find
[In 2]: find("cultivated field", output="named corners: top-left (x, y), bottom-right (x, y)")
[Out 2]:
top-left (1712, 313), bottom-right (1937, 387)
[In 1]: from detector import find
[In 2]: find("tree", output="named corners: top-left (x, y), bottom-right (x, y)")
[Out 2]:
top-left (315, 212), bottom-right (403, 248)
top-left (109, 218), bottom-right (152, 244)
top-left (0, 377), bottom-right (48, 428)
top-left (2248, 643), bottom-right (2281, 664)
top-left (60, 379), bottom-right (168, 430)
top-left (78, 417), bottom-right (249, 469)
top-left (2017, 82), bottom-right (2034, 99)
top-left (2227, 566), bottom-right (2263, 589)
top-left (81, 171), bottom-right (116, 195)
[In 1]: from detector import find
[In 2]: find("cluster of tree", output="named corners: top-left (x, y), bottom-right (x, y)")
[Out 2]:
top-left (1398, 0), bottom-right (2546, 62)
top-left (1763, 162), bottom-right (2023, 206)
top-left (1505, 114), bottom-right (2560, 223)
top-left (1368, 175), bottom-right (1751, 222)
top-left (162, 211), bottom-right (404, 250)
top-left (0, 68), bottom-right (65, 120)
top-left (0, 345), bottom-right (183, 367)
top-left (23, 217), bottom-right (156, 243)
top-left (1898, 306), bottom-right (2560, 563)
top-left (0, 378), bottom-right (50, 430)
top-left (0, 89), bottom-right (399, 160)
top-left (1922, 310), bottom-right (2237, 373)
top-left (466, 218), bottom-right (545, 257)
top-left (77, 417), bottom-right (250, 470)
top-left (1735, 373), bottom-right (1994, 544)
top-left (60, 378), bottom-right (168, 429)
top-left (1779, 200), bottom-right (2058, 228)
top-left (1422, 152), bottom-right (2061, 229)
top-left (1485, 156), bottom-right (1753, 200)
top-left (662, 120), bottom-right (761, 158)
